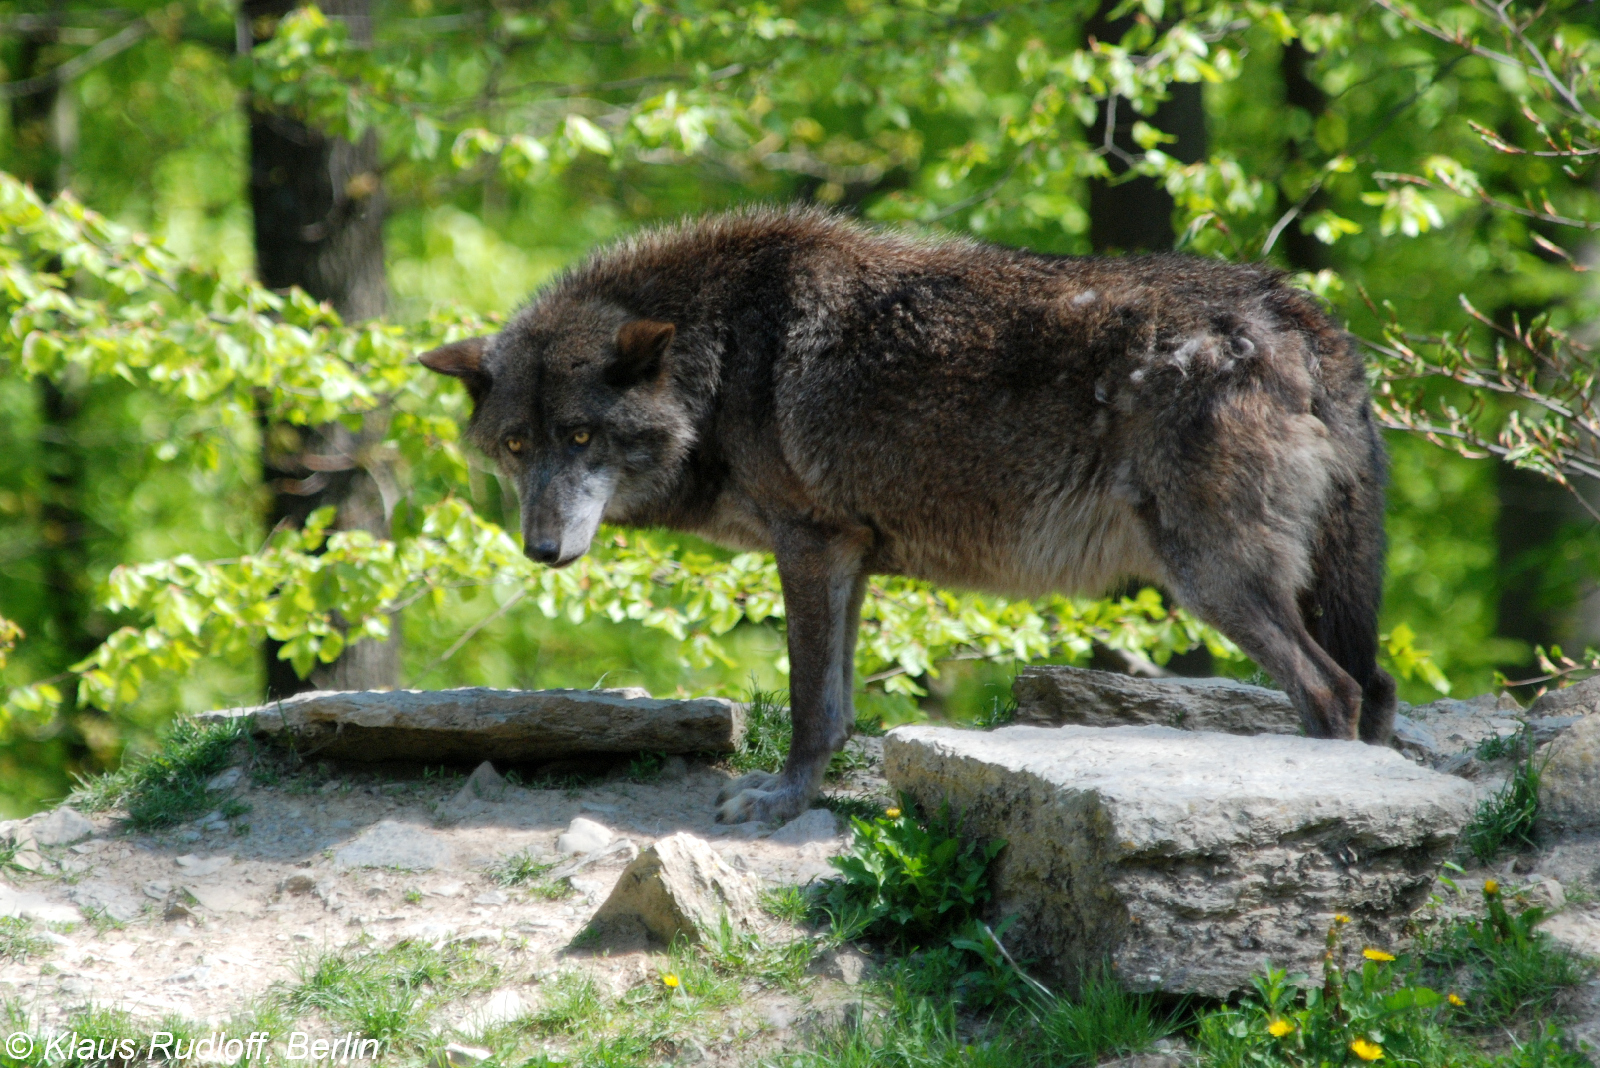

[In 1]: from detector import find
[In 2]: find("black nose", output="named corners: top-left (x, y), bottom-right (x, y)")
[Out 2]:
top-left (528, 539), bottom-right (561, 564)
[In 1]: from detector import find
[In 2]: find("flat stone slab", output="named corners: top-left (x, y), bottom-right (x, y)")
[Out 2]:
top-left (884, 724), bottom-right (1476, 998)
top-left (199, 686), bottom-right (745, 763)
top-left (1013, 665), bottom-right (1301, 736)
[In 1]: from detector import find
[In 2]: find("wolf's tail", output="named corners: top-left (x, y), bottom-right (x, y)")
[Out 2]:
top-left (1304, 404), bottom-right (1397, 744)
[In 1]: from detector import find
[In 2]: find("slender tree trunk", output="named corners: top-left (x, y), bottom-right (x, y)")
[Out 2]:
top-left (1278, 39), bottom-right (1330, 274)
top-left (1084, 10), bottom-right (1207, 254)
top-left (241, 0), bottom-right (397, 698)
top-left (12, 22), bottom-right (107, 749)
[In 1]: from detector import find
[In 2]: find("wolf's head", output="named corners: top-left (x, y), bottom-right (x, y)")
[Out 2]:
top-left (419, 299), bottom-right (695, 567)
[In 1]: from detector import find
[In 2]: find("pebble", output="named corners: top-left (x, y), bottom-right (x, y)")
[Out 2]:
top-left (556, 817), bottom-right (613, 855)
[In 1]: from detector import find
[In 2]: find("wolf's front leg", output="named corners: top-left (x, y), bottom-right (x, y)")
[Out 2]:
top-left (716, 520), bottom-right (869, 825)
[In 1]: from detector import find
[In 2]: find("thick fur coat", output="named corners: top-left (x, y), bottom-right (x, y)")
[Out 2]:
top-left (421, 207), bottom-right (1396, 824)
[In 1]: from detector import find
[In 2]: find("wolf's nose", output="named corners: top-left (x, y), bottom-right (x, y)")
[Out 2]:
top-left (528, 539), bottom-right (561, 564)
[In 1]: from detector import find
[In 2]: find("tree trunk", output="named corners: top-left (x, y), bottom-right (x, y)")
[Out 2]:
top-left (1278, 39), bottom-right (1330, 274)
top-left (1084, 10), bottom-right (1207, 254)
top-left (241, 0), bottom-right (397, 698)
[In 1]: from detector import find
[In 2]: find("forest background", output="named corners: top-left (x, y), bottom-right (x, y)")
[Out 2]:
top-left (1, 0), bottom-right (1597, 817)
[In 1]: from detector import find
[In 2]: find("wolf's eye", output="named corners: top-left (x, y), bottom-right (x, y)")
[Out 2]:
top-left (572, 430), bottom-right (591, 447)
top-left (505, 436), bottom-right (524, 454)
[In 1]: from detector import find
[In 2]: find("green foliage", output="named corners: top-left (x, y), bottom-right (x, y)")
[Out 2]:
top-left (729, 688), bottom-right (792, 775)
top-left (281, 940), bottom-right (497, 1047)
top-left (815, 796), bottom-right (1004, 948)
top-left (67, 714), bottom-right (246, 828)
top-left (1460, 733), bottom-right (1546, 863)
top-left (1420, 881), bottom-right (1590, 1028)
top-left (760, 886), bottom-right (811, 925)
top-left (1028, 965), bottom-right (1177, 1067)
top-left (1194, 919), bottom-right (1452, 1067)
top-left (0, 917), bottom-right (52, 963)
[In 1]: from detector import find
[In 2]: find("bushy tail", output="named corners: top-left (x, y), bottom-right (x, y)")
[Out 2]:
top-left (1304, 423), bottom-right (1397, 744)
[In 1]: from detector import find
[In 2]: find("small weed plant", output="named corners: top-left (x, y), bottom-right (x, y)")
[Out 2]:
top-left (0, 917), bottom-right (51, 962)
top-left (1420, 880), bottom-right (1589, 1027)
top-left (730, 685), bottom-right (884, 779)
top-left (1461, 729), bottom-right (1546, 863)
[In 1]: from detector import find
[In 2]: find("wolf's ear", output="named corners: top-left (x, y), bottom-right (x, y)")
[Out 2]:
top-left (419, 337), bottom-right (491, 402)
top-left (609, 320), bottom-right (675, 388)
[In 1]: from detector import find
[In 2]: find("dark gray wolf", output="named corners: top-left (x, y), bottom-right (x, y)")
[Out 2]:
top-left (420, 207), bottom-right (1396, 824)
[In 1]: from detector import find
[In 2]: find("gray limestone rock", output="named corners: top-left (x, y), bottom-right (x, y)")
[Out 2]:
top-left (768, 808), bottom-right (840, 847)
top-left (556, 817), bottom-right (613, 856)
top-left (67, 880), bottom-right (142, 923)
top-left (1537, 714), bottom-right (1600, 835)
top-left (0, 883), bottom-right (82, 925)
top-left (32, 806), bottom-right (94, 846)
top-left (884, 724), bottom-right (1476, 998)
top-left (452, 761), bottom-right (508, 807)
top-left (590, 832), bottom-right (763, 947)
top-left (1013, 665), bottom-right (1300, 736)
top-left (1528, 676), bottom-right (1600, 720)
top-left (198, 687), bottom-right (744, 762)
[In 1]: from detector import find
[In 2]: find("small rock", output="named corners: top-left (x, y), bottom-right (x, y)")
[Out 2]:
top-left (1538, 715), bottom-right (1600, 835)
top-left (451, 762), bottom-right (507, 807)
top-left (184, 884), bottom-right (257, 915)
top-left (205, 767), bottom-right (244, 792)
top-left (164, 901), bottom-right (198, 922)
top-left (143, 881), bottom-right (172, 900)
top-left (808, 944), bottom-right (872, 986)
top-left (435, 1044), bottom-right (492, 1068)
top-left (1390, 715), bottom-right (1439, 762)
top-left (556, 817), bottom-right (613, 856)
top-left (460, 988), bottom-right (526, 1036)
top-left (425, 881), bottom-right (464, 898)
top-left (67, 880), bottom-right (141, 923)
top-left (759, 998), bottom-right (799, 1031)
top-left (1542, 911), bottom-right (1600, 959)
top-left (177, 829), bottom-right (202, 843)
top-left (769, 809), bottom-right (840, 847)
top-left (174, 854), bottom-right (233, 877)
top-left (32, 807), bottom-right (94, 847)
top-left (335, 820), bottom-right (453, 870)
top-left (1516, 876), bottom-right (1566, 912)
top-left (0, 884), bottom-right (83, 925)
top-left (451, 927), bottom-right (504, 946)
top-left (279, 873), bottom-right (316, 894)
top-left (472, 890), bottom-right (508, 907)
top-left (590, 832), bottom-right (764, 947)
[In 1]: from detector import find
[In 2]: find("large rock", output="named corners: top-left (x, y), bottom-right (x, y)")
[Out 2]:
top-left (883, 724), bottom-right (1476, 998)
top-left (1013, 666), bottom-right (1300, 736)
top-left (590, 832), bottom-right (763, 947)
top-left (1528, 676), bottom-right (1600, 719)
top-left (198, 687), bottom-right (744, 763)
top-left (1537, 714), bottom-right (1600, 835)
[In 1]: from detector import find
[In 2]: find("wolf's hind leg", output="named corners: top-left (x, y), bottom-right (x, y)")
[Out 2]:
top-left (1179, 578), bottom-right (1363, 741)
top-left (716, 521), bottom-right (869, 825)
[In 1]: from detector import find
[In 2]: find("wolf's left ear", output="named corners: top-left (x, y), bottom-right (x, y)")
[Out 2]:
top-left (419, 337), bottom-right (491, 403)
top-left (609, 320), bottom-right (675, 388)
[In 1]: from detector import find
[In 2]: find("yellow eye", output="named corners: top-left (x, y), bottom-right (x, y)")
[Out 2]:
top-left (572, 430), bottom-right (591, 446)
top-left (505, 436), bottom-right (524, 454)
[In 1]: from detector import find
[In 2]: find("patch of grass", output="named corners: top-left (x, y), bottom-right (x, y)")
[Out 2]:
top-left (529, 969), bottom-right (605, 1035)
top-left (1027, 964), bottom-right (1176, 1066)
top-left (974, 691), bottom-right (1017, 730)
top-left (486, 849), bottom-right (573, 900)
top-left (698, 915), bottom-right (814, 989)
top-left (0, 917), bottom-right (51, 963)
top-left (279, 940), bottom-right (498, 1050)
top-left (1461, 731), bottom-right (1546, 863)
top-left (1476, 731), bottom-right (1523, 761)
top-left (67, 715), bottom-right (249, 829)
top-left (761, 886), bottom-right (811, 925)
top-left (625, 751), bottom-right (667, 782)
top-left (730, 688), bottom-right (791, 775)
top-left (1420, 880), bottom-right (1589, 1028)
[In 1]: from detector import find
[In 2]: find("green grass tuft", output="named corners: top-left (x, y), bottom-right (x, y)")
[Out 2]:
top-left (68, 715), bottom-right (249, 829)
top-left (1461, 730), bottom-right (1546, 863)
top-left (0, 916), bottom-right (51, 962)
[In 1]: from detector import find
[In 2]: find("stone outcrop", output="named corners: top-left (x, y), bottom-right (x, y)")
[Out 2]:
top-left (589, 832), bottom-right (763, 947)
top-left (1013, 665), bottom-right (1301, 736)
top-left (199, 687), bottom-right (745, 763)
top-left (884, 723), bottom-right (1476, 998)
top-left (1537, 713), bottom-right (1600, 835)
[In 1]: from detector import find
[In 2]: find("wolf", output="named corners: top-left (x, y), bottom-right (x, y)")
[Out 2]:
top-left (419, 206), bottom-right (1397, 825)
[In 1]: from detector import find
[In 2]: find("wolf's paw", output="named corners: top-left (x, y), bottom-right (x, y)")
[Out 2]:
top-left (715, 771), bottom-right (781, 807)
top-left (715, 781), bottom-right (808, 826)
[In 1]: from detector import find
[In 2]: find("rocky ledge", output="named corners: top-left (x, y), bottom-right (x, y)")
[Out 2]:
top-left (884, 723), bottom-right (1478, 998)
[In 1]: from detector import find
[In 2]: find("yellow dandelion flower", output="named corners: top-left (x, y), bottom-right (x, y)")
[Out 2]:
top-left (1362, 948), bottom-right (1396, 962)
top-left (1448, 993), bottom-right (1466, 1007)
top-left (1350, 1038), bottom-right (1384, 1061)
top-left (1267, 1019), bottom-right (1294, 1038)
top-left (1484, 879), bottom-right (1500, 895)
top-left (662, 974), bottom-right (680, 988)
top-left (885, 807), bottom-right (902, 818)
top-left (1334, 913), bottom-right (1352, 924)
